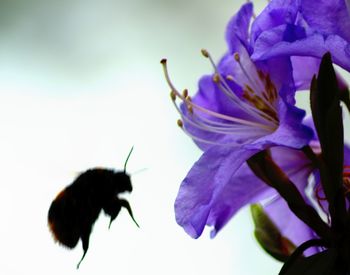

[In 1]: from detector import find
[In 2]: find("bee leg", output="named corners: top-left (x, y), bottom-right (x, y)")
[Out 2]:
top-left (119, 199), bottom-right (140, 228)
top-left (76, 227), bottom-right (91, 269)
top-left (103, 201), bottom-right (122, 229)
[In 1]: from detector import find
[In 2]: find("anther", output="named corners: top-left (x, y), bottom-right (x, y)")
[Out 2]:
top-left (185, 95), bottom-right (192, 102)
top-left (226, 75), bottom-right (234, 81)
top-left (345, 178), bottom-right (350, 186)
top-left (177, 119), bottom-right (184, 127)
top-left (170, 91), bottom-right (176, 101)
top-left (213, 73), bottom-right (220, 83)
top-left (160, 58), bottom-right (167, 64)
top-left (201, 49), bottom-right (209, 58)
top-left (234, 53), bottom-right (240, 62)
top-left (187, 105), bottom-right (193, 114)
top-left (182, 89), bottom-right (188, 98)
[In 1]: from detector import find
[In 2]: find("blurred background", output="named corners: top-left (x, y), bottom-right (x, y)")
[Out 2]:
top-left (0, 0), bottom-right (348, 274)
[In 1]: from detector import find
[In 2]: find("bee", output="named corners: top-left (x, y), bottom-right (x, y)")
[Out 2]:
top-left (48, 147), bottom-right (139, 269)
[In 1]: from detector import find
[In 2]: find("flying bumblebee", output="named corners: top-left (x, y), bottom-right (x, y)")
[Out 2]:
top-left (48, 147), bottom-right (139, 268)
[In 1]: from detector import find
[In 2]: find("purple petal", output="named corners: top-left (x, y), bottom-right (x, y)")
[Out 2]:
top-left (190, 73), bottom-right (243, 118)
top-left (291, 56), bottom-right (321, 90)
top-left (245, 98), bottom-right (313, 150)
top-left (251, 0), bottom-right (299, 44)
top-left (258, 56), bottom-right (296, 104)
top-left (175, 146), bottom-right (258, 238)
top-left (252, 25), bottom-right (326, 60)
top-left (300, 0), bottom-right (350, 41)
top-left (345, 143), bottom-right (350, 165)
top-left (264, 197), bottom-right (319, 255)
top-left (179, 144), bottom-right (320, 243)
top-left (225, 2), bottom-right (253, 54)
top-left (252, 25), bottom-right (350, 73)
top-left (207, 162), bottom-right (275, 238)
top-left (265, 146), bottom-right (318, 253)
top-left (249, 57), bottom-right (313, 149)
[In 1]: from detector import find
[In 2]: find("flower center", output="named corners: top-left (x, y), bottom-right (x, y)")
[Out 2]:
top-left (233, 52), bottom-right (279, 123)
top-left (161, 49), bottom-right (280, 146)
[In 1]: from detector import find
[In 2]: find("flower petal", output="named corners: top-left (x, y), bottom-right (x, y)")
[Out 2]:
top-left (244, 97), bottom-right (313, 150)
top-left (225, 2), bottom-right (254, 54)
top-left (264, 196), bottom-right (319, 255)
top-left (264, 146), bottom-right (318, 253)
top-left (291, 56), bottom-right (321, 90)
top-left (175, 146), bottom-right (258, 238)
top-left (207, 162), bottom-right (275, 238)
top-left (252, 25), bottom-right (350, 72)
top-left (190, 73), bottom-right (244, 118)
top-left (251, 0), bottom-right (299, 44)
top-left (300, 0), bottom-right (350, 41)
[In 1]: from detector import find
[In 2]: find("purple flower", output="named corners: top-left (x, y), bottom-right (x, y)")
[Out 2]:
top-left (162, 3), bottom-right (313, 240)
top-left (251, 0), bottom-right (350, 81)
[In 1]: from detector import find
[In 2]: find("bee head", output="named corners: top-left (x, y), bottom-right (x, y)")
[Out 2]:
top-left (113, 172), bottom-right (132, 193)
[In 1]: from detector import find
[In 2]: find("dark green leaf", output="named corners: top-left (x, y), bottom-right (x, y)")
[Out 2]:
top-left (280, 249), bottom-right (339, 275)
top-left (309, 52), bottom-right (346, 230)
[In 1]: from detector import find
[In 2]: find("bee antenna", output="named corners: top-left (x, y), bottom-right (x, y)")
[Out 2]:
top-left (123, 146), bottom-right (134, 172)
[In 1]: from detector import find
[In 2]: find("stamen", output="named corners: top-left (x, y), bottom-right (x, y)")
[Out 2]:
top-left (178, 121), bottom-right (255, 147)
top-left (189, 112), bottom-right (270, 135)
top-left (170, 91), bottom-right (176, 101)
top-left (259, 194), bottom-right (280, 208)
top-left (234, 53), bottom-right (276, 101)
top-left (315, 184), bottom-right (327, 201)
top-left (170, 95), bottom-right (270, 136)
top-left (182, 89), bottom-right (188, 98)
top-left (188, 100), bottom-right (273, 129)
top-left (203, 50), bottom-right (278, 125)
top-left (201, 49), bottom-right (209, 58)
top-left (187, 105), bottom-right (193, 114)
top-left (162, 54), bottom-right (284, 146)
top-left (345, 178), bottom-right (350, 190)
top-left (179, 125), bottom-right (230, 146)
top-left (314, 183), bottom-right (331, 224)
top-left (161, 59), bottom-right (183, 99)
top-left (234, 52), bottom-right (240, 62)
top-left (216, 80), bottom-right (277, 124)
top-left (344, 166), bottom-right (350, 188)
top-left (162, 59), bottom-right (274, 130)
top-left (226, 75), bottom-right (235, 81)
top-left (213, 74), bottom-right (220, 83)
top-left (233, 52), bottom-right (277, 112)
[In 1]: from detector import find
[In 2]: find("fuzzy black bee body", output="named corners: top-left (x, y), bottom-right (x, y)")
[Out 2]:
top-left (48, 149), bottom-right (138, 268)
